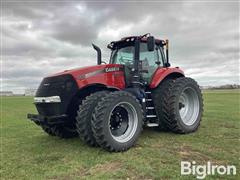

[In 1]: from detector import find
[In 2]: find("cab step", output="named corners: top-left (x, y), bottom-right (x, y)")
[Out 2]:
top-left (146, 115), bottom-right (157, 118)
top-left (146, 107), bottom-right (154, 110)
top-left (146, 123), bottom-right (159, 127)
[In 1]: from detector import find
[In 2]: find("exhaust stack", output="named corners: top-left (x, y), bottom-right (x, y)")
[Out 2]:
top-left (92, 43), bottom-right (102, 65)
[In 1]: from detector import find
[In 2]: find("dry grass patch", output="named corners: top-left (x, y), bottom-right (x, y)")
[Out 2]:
top-left (179, 145), bottom-right (211, 162)
top-left (88, 161), bottom-right (122, 174)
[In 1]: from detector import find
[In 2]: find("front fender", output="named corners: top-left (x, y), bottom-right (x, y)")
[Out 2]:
top-left (150, 67), bottom-right (184, 88)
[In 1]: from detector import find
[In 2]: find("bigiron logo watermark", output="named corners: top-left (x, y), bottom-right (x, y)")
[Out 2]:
top-left (181, 161), bottom-right (236, 179)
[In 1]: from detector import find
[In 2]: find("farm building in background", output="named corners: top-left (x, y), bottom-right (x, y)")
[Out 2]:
top-left (25, 89), bottom-right (37, 96)
top-left (0, 91), bottom-right (14, 96)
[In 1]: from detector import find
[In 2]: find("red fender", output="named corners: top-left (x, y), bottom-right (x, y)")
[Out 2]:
top-left (150, 67), bottom-right (184, 88)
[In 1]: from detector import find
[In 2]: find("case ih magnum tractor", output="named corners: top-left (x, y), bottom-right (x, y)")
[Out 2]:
top-left (28, 34), bottom-right (203, 152)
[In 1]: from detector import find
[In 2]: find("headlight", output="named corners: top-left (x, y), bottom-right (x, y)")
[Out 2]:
top-left (34, 96), bottom-right (61, 103)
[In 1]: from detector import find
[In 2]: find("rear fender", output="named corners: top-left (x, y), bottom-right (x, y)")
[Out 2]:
top-left (150, 67), bottom-right (184, 88)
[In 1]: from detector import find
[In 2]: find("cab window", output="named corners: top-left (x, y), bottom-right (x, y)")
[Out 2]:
top-left (111, 43), bottom-right (164, 67)
top-left (111, 46), bottom-right (134, 66)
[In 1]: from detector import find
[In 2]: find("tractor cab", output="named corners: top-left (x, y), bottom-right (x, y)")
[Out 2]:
top-left (93, 34), bottom-right (170, 87)
top-left (109, 36), bottom-right (167, 86)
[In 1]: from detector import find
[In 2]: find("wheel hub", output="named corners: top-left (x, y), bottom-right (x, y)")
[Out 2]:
top-left (179, 102), bottom-right (185, 109)
top-left (179, 87), bottom-right (200, 126)
top-left (108, 102), bottom-right (138, 143)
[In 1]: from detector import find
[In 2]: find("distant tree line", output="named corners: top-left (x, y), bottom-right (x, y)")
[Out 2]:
top-left (201, 84), bottom-right (240, 90)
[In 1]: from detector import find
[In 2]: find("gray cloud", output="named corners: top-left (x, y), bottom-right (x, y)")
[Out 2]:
top-left (1, 1), bottom-right (239, 93)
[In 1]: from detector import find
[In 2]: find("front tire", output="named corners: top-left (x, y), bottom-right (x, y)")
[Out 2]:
top-left (40, 123), bottom-right (78, 138)
top-left (40, 123), bottom-right (56, 136)
top-left (92, 91), bottom-right (143, 152)
top-left (76, 91), bottom-right (109, 147)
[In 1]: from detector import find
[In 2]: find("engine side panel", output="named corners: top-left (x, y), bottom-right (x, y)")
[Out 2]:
top-left (150, 67), bottom-right (184, 88)
top-left (48, 64), bottom-right (126, 90)
top-left (76, 69), bottom-right (125, 90)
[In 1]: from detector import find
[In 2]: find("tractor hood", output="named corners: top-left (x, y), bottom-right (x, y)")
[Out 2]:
top-left (34, 63), bottom-right (126, 117)
top-left (47, 64), bottom-right (123, 80)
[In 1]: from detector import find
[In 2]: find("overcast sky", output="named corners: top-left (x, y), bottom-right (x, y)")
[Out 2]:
top-left (1, 0), bottom-right (239, 93)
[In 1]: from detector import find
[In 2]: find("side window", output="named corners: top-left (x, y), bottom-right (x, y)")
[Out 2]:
top-left (139, 43), bottom-right (159, 67)
top-left (140, 43), bottom-right (160, 83)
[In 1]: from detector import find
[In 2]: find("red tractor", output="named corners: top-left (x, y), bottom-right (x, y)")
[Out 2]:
top-left (28, 34), bottom-right (203, 152)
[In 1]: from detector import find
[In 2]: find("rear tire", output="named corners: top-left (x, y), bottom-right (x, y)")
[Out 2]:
top-left (152, 79), bottom-right (174, 130)
top-left (76, 91), bottom-right (109, 146)
top-left (92, 91), bottom-right (143, 152)
top-left (162, 77), bottom-right (203, 133)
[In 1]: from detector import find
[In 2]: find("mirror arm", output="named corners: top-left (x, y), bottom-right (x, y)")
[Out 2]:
top-left (165, 39), bottom-right (170, 66)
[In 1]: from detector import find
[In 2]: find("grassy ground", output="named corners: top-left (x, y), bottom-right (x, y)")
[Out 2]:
top-left (1, 89), bottom-right (239, 179)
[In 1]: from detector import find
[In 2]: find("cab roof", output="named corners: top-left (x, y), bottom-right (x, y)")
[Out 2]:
top-left (108, 35), bottom-right (166, 50)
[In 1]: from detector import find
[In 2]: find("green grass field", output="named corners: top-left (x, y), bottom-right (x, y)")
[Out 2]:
top-left (1, 90), bottom-right (240, 179)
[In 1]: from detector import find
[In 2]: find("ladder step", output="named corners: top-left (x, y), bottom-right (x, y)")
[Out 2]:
top-left (146, 107), bottom-right (154, 109)
top-left (147, 123), bottom-right (159, 127)
top-left (146, 99), bottom-right (152, 101)
top-left (146, 115), bottom-right (157, 118)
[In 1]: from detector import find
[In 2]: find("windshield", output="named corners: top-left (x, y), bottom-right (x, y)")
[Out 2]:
top-left (111, 46), bottom-right (134, 66)
top-left (111, 43), bottom-right (161, 66)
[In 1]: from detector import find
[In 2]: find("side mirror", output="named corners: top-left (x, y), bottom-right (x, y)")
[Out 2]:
top-left (147, 36), bottom-right (155, 51)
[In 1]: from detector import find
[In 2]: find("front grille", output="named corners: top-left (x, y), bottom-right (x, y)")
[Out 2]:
top-left (35, 74), bottom-right (78, 116)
